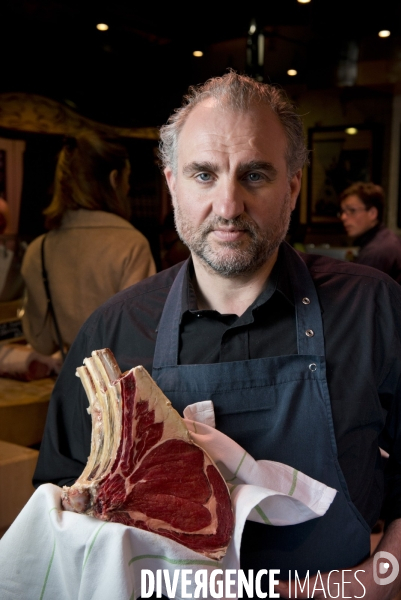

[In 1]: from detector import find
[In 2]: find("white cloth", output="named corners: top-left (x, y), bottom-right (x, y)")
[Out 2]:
top-left (0, 401), bottom-right (337, 600)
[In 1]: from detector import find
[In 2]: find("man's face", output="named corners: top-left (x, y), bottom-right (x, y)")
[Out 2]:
top-left (164, 100), bottom-right (301, 277)
top-left (340, 194), bottom-right (378, 238)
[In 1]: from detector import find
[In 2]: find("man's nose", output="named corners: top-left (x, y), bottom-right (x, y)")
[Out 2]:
top-left (212, 180), bottom-right (245, 220)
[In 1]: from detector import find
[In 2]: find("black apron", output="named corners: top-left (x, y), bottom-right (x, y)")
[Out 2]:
top-left (152, 243), bottom-right (370, 586)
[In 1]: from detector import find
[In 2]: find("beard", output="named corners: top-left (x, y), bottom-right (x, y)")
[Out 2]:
top-left (173, 191), bottom-right (293, 277)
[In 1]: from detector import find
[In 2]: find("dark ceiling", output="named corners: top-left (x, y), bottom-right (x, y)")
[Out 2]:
top-left (1, 0), bottom-right (401, 129)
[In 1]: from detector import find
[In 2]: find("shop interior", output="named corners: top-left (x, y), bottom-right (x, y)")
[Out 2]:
top-left (0, 0), bottom-right (400, 572)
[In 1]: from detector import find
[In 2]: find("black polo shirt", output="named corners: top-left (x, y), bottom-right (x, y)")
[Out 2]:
top-left (179, 255), bottom-right (297, 365)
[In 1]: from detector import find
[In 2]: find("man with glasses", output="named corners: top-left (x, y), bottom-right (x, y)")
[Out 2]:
top-left (339, 181), bottom-right (401, 283)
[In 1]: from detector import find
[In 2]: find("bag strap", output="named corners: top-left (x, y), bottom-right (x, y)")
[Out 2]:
top-left (41, 234), bottom-right (66, 361)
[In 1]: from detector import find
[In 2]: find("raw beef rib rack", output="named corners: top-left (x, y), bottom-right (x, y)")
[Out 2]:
top-left (61, 348), bottom-right (234, 560)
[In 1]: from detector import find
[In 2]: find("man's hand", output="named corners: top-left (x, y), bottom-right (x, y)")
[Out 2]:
top-left (276, 519), bottom-right (401, 600)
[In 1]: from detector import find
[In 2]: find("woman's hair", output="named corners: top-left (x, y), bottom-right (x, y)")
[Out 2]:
top-left (44, 130), bottom-right (130, 229)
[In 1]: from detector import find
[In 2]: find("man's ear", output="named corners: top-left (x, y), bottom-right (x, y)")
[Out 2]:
top-left (289, 169), bottom-right (302, 210)
top-left (164, 167), bottom-right (176, 197)
top-left (109, 169), bottom-right (119, 191)
top-left (368, 206), bottom-right (379, 222)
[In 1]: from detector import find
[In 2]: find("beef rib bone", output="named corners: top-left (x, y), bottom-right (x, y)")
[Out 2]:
top-left (61, 348), bottom-right (234, 560)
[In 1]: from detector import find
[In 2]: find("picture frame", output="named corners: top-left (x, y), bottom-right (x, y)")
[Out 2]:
top-left (307, 125), bottom-right (382, 227)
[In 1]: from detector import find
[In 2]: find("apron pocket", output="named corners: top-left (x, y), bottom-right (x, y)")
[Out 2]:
top-left (211, 388), bottom-right (277, 458)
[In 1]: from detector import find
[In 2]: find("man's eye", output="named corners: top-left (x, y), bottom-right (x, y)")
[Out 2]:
top-left (197, 173), bottom-right (212, 182)
top-left (247, 172), bottom-right (263, 182)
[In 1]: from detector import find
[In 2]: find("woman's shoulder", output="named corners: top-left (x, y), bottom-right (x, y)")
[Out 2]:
top-left (21, 233), bottom-right (46, 269)
top-left (60, 209), bottom-right (134, 229)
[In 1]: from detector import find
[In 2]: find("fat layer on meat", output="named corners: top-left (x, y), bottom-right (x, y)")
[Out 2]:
top-left (61, 349), bottom-right (234, 560)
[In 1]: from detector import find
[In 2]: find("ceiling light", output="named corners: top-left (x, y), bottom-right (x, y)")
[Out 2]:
top-left (248, 18), bottom-right (257, 36)
top-left (287, 69), bottom-right (297, 76)
top-left (96, 23), bottom-right (109, 31)
top-left (345, 127), bottom-right (358, 135)
top-left (193, 50), bottom-right (203, 57)
top-left (378, 30), bottom-right (391, 38)
top-left (297, 0), bottom-right (311, 3)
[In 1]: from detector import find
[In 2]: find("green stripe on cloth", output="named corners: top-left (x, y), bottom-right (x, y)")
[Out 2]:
top-left (82, 522), bottom-right (108, 571)
top-left (254, 504), bottom-right (272, 525)
top-left (39, 537), bottom-right (56, 600)
top-left (229, 484), bottom-right (239, 495)
top-left (39, 507), bottom-right (60, 599)
top-left (288, 469), bottom-right (298, 496)
top-left (128, 554), bottom-right (218, 567)
top-left (226, 451), bottom-right (247, 482)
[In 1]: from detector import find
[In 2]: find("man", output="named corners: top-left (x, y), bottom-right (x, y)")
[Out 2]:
top-left (339, 181), bottom-right (401, 283)
top-left (34, 73), bottom-right (401, 598)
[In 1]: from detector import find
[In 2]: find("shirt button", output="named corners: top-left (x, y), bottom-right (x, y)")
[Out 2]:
top-left (305, 329), bottom-right (314, 337)
top-left (302, 297), bottom-right (311, 305)
top-left (196, 313), bottom-right (202, 318)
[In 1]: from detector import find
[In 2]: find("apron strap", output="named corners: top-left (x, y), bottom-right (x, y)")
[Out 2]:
top-left (152, 259), bottom-right (188, 368)
top-left (282, 243), bottom-right (325, 356)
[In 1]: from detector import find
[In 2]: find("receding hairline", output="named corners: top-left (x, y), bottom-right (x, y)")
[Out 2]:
top-left (159, 72), bottom-right (309, 177)
top-left (168, 98), bottom-right (292, 173)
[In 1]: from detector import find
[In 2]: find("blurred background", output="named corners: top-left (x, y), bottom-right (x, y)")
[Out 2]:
top-left (2, 0), bottom-right (401, 542)
top-left (1, 0), bottom-right (401, 256)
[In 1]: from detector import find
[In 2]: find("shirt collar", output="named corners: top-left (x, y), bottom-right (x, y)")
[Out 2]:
top-left (354, 223), bottom-right (383, 248)
top-left (180, 243), bottom-right (294, 320)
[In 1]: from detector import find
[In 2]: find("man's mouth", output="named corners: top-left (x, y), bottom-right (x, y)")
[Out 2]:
top-left (211, 228), bottom-right (247, 242)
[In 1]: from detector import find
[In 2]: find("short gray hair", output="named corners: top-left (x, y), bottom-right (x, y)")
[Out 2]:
top-left (159, 71), bottom-right (309, 177)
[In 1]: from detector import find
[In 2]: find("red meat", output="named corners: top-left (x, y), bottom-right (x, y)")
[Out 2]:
top-left (61, 349), bottom-right (234, 560)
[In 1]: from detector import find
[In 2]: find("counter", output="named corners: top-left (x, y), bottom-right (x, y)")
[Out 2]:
top-left (0, 377), bottom-right (54, 446)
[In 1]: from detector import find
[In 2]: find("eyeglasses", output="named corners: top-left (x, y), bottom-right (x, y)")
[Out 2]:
top-left (337, 207), bottom-right (368, 217)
